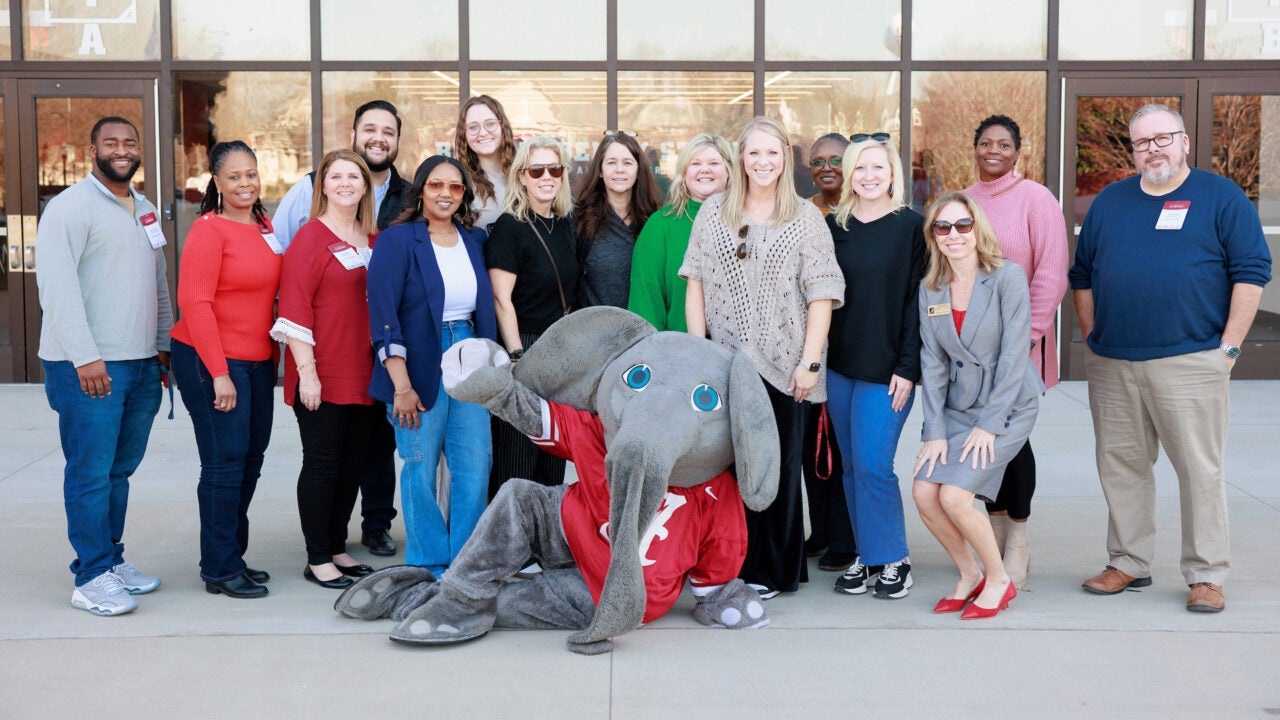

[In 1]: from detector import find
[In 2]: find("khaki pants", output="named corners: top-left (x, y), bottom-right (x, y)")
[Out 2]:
top-left (1084, 348), bottom-right (1231, 585)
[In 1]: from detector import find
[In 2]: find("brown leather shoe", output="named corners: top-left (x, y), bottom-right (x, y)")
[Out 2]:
top-left (1187, 583), bottom-right (1225, 613)
top-left (1082, 565), bottom-right (1153, 595)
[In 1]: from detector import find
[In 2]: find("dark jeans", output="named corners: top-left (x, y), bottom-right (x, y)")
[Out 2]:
top-left (358, 419), bottom-right (398, 533)
top-left (294, 400), bottom-right (381, 565)
top-left (739, 381), bottom-right (808, 593)
top-left (487, 330), bottom-right (566, 500)
top-left (171, 340), bottom-right (275, 582)
top-left (986, 440), bottom-right (1036, 520)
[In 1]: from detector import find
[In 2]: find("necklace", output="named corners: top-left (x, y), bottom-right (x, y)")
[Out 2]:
top-left (533, 213), bottom-right (556, 235)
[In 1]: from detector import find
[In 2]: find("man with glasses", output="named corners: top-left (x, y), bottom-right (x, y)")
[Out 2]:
top-left (1069, 104), bottom-right (1271, 613)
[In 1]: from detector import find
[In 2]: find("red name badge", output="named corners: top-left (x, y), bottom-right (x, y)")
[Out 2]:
top-left (1155, 200), bottom-right (1189, 231)
top-left (140, 212), bottom-right (166, 248)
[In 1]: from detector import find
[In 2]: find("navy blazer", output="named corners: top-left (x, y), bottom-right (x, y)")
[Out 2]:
top-left (367, 220), bottom-right (497, 409)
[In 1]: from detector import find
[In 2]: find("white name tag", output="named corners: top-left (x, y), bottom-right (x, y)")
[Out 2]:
top-left (261, 229), bottom-right (284, 254)
top-left (328, 241), bottom-right (366, 270)
top-left (140, 212), bottom-right (166, 249)
top-left (1155, 200), bottom-right (1189, 231)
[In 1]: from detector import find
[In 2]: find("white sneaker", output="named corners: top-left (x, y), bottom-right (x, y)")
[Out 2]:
top-left (71, 571), bottom-right (139, 616)
top-left (112, 561), bottom-right (162, 594)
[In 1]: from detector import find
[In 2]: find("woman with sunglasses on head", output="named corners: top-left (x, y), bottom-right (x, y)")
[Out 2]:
top-left (366, 156), bottom-right (497, 574)
top-left (912, 191), bottom-right (1042, 619)
top-left (964, 115), bottom-right (1068, 590)
top-left (825, 132), bottom-right (928, 599)
top-left (628, 133), bottom-right (732, 331)
top-left (170, 140), bottom-right (280, 599)
top-left (681, 116), bottom-right (845, 600)
top-left (454, 95), bottom-right (516, 232)
top-left (574, 132), bottom-right (661, 309)
top-left (484, 137), bottom-right (577, 498)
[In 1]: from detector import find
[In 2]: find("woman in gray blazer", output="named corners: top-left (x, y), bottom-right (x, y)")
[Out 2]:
top-left (911, 191), bottom-right (1043, 620)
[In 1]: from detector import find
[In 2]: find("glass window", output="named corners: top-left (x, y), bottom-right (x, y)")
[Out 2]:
top-left (22, 0), bottom-right (159, 60)
top-left (172, 0), bottom-right (309, 61)
top-left (1072, 94), bottom-right (1180, 226)
top-left (911, 71), bottom-right (1047, 212)
top-left (766, 0), bottom-right (900, 61)
top-left (1059, 0), bottom-right (1192, 60)
top-left (470, 0), bottom-right (604, 60)
top-left (0, 1), bottom-right (11, 60)
top-left (619, 0), bottom-right (751, 60)
top-left (322, 72), bottom-right (460, 180)
top-left (174, 72), bottom-right (311, 251)
top-left (36, 97), bottom-right (147, 196)
top-left (469, 71), bottom-right (607, 180)
top-left (912, 0), bottom-right (1046, 60)
top-left (321, 0), bottom-right (457, 60)
top-left (1205, 0), bottom-right (1280, 59)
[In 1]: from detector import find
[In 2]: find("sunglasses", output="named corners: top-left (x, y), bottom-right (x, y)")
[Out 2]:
top-left (603, 130), bottom-right (638, 138)
top-left (931, 218), bottom-right (975, 236)
top-left (525, 163), bottom-right (565, 179)
top-left (850, 132), bottom-right (892, 143)
top-left (736, 224), bottom-right (749, 259)
top-left (425, 179), bottom-right (467, 197)
top-left (809, 156), bottom-right (843, 169)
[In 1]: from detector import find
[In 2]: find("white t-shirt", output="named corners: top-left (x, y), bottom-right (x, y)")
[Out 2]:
top-left (432, 240), bottom-right (478, 322)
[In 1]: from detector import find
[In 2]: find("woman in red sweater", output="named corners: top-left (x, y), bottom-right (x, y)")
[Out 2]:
top-left (171, 140), bottom-right (282, 599)
top-left (272, 149), bottom-right (380, 590)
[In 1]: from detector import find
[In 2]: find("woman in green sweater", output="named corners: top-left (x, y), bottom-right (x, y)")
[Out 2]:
top-left (627, 133), bottom-right (732, 331)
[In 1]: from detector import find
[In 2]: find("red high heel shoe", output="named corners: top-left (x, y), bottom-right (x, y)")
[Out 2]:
top-left (933, 576), bottom-right (986, 613)
top-left (961, 580), bottom-right (1017, 619)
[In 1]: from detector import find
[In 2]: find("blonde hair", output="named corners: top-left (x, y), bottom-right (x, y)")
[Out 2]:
top-left (503, 136), bottom-right (574, 223)
top-left (665, 133), bottom-right (734, 218)
top-left (922, 191), bottom-right (1004, 291)
top-left (310, 149), bottom-right (376, 234)
top-left (833, 137), bottom-right (907, 230)
top-left (720, 116), bottom-right (803, 229)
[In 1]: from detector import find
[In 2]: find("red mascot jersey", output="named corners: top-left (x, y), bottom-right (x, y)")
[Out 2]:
top-left (532, 400), bottom-right (748, 623)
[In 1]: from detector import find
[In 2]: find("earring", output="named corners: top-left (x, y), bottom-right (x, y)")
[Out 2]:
top-left (217, 190), bottom-right (222, 212)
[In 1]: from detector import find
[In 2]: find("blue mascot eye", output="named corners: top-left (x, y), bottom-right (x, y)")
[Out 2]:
top-left (691, 384), bottom-right (721, 412)
top-left (623, 364), bottom-right (651, 390)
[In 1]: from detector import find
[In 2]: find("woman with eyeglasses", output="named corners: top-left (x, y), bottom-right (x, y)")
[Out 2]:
top-left (912, 191), bottom-right (1042, 620)
top-left (573, 132), bottom-right (660, 309)
top-left (628, 133), bottom-right (732, 332)
top-left (681, 116), bottom-right (845, 600)
top-left (807, 133), bottom-right (848, 217)
top-left (964, 115), bottom-right (1068, 590)
top-left (366, 155), bottom-right (497, 574)
top-left (824, 132), bottom-right (928, 599)
top-left (454, 95), bottom-right (516, 231)
top-left (484, 136), bottom-right (577, 498)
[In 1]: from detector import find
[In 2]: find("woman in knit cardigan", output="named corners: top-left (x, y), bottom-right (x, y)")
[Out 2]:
top-left (964, 114), bottom-right (1069, 589)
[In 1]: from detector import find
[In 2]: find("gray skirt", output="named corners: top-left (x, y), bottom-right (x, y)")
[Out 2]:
top-left (916, 397), bottom-right (1039, 502)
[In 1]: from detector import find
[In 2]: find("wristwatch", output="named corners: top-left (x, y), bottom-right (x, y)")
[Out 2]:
top-left (1219, 342), bottom-right (1241, 360)
top-left (804, 360), bottom-right (821, 372)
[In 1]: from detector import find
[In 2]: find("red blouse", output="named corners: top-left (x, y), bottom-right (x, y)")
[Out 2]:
top-left (952, 308), bottom-right (966, 336)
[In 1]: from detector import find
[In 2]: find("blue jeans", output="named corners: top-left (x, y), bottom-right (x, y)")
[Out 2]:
top-left (44, 358), bottom-right (162, 586)
top-left (389, 319), bottom-right (492, 574)
top-left (170, 340), bottom-right (275, 582)
top-left (825, 370), bottom-right (914, 566)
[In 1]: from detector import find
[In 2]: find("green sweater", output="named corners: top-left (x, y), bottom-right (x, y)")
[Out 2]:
top-left (626, 200), bottom-right (700, 332)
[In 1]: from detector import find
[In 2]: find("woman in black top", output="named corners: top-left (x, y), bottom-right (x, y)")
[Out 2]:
top-left (484, 136), bottom-right (577, 497)
top-left (826, 133), bottom-right (927, 600)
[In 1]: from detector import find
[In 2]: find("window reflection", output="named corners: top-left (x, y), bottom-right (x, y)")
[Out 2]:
top-left (35, 97), bottom-right (146, 201)
top-left (0, 0), bottom-right (8, 60)
top-left (172, 0), bottom-right (308, 60)
top-left (619, 0), bottom-right (751, 60)
top-left (766, 0), bottom-right (900, 60)
top-left (1206, 0), bottom-right (1280, 59)
top-left (1073, 95), bottom-right (1179, 226)
top-left (22, 0), bottom-right (159, 60)
top-left (323, 72), bottom-right (459, 178)
top-left (1059, 0), bottom-right (1192, 60)
top-left (470, 0), bottom-right (604, 60)
top-left (913, 0), bottom-right (1046, 60)
top-left (320, 0), bottom-right (457, 60)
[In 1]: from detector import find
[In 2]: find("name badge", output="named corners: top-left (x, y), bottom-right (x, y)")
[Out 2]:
top-left (1155, 200), bottom-right (1189, 231)
top-left (261, 228), bottom-right (284, 254)
top-left (327, 241), bottom-right (366, 270)
top-left (140, 212), bottom-right (166, 249)
top-left (928, 303), bottom-right (952, 317)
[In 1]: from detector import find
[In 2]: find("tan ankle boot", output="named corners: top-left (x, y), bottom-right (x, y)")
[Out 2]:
top-left (1004, 520), bottom-right (1029, 590)
top-left (988, 514), bottom-right (1009, 555)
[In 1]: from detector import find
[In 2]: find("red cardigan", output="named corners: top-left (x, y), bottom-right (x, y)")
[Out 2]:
top-left (274, 220), bottom-right (377, 407)
top-left (171, 213), bottom-right (282, 377)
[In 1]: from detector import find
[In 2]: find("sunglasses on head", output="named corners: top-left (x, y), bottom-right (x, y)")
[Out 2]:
top-left (736, 224), bottom-right (750, 259)
top-left (425, 179), bottom-right (466, 197)
top-left (931, 218), bottom-right (975, 236)
top-left (850, 132), bottom-right (892, 143)
top-left (525, 163), bottom-right (565, 179)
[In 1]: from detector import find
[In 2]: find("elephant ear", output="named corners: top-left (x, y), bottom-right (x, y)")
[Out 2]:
top-left (729, 352), bottom-right (780, 511)
top-left (513, 307), bottom-right (655, 413)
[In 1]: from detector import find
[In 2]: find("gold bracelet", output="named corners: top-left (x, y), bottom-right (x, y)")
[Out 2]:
top-left (393, 387), bottom-right (414, 398)
top-left (296, 360), bottom-right (316, 371)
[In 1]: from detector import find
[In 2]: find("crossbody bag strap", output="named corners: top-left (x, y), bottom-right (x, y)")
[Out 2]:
top-left (527, 220), bottom-right (570, 316)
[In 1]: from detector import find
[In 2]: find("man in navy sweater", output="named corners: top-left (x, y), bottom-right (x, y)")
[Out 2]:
top-left (1069, 104), bottom-right (1271, 613)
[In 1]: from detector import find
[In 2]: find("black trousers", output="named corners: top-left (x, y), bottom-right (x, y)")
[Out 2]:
top-left (802, 402), bottom-right (855, 555)
top-left (739, 382), bottom-right (809, 593)
top-left (487, 330), bottom-right (567, 500)
top-left (358, 413), bottom-right (398, 533)
top-left (985, 439), bottom-right (1036, 520)
top-left (294, 400), bottom-right (382, 565)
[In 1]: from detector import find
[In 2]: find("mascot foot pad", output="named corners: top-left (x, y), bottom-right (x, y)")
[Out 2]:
top-left (389, 589), bottom-right (496, 646)
top-left (692, 579), bottom-right (771, 629)
top-left (334, 565), bottom-right (436, 620)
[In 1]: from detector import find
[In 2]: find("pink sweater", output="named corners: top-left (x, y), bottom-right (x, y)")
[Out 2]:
top-left (966, 173), bottom-right (1069, 389)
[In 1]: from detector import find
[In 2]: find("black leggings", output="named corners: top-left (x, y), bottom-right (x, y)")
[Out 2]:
top-left (985, 439), bottom-right (1036, 520)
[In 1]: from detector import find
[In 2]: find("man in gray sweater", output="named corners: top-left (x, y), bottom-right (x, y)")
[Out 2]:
top-left (37, 116), bottom-right (173, 616)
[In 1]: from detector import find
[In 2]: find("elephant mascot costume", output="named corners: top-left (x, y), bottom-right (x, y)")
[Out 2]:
top-left (334, 307), bottom-right (780, 655)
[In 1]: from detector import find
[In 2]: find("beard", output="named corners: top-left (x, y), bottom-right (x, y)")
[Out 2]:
top-left (95, 154), bottom-right (141, 183)
top-left (1140, 153), bottom-right (1183, 186)
top-left (359, 144), bottom-right (397, 173)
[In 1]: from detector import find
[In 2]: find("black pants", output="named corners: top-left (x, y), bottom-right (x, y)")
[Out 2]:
top-left (739, 382), bottom-right (809, 593)
top-left (294, 400), bottom-right (381, 565)
top-left (487, 330), bottom-right (567, 500)
top-left (802, 402), bottom-right (855, 555)
top-left (358, 414), bottom-right (398, 534)
top-left (985, 439), bottom-right (1036, 520)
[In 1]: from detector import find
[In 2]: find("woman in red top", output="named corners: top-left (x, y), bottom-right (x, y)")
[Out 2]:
top-left (171, 140), bottom-right (281, 599)
top-left (272, 149), bottom-right (380, 590)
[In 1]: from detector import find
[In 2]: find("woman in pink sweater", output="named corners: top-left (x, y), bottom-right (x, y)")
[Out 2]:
top-left (964, 115), bottom-right (1068, 589)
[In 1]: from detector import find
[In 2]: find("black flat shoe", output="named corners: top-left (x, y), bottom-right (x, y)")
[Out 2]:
top-left (206, 574), bottom-right (269, 599)
top-left (336, 562), bottom-right (374, 577)
top-left (362, 530), bottom-right (397, 557)
top-left (304, 566), bottom-right (354, 589)
top-left (243, 567), bottom-right (271, 584)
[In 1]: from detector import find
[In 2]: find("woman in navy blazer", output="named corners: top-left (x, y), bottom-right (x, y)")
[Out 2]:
top-left (368, 155), bottom-right (497, 574)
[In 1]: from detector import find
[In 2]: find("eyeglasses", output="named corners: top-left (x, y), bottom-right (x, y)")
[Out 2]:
top-left (464, 119), bottom-right (502, 137)
top-left (603, 130), bottom-right (638, 138)
top-left (809, 156), bottom-right (843, 169)
top-left (425, 179), bottom-right (467, 197)
top-left (850, 132), bottom-right (892, 144)
top-left (931, 218), bottom-right (975, 236)
top-left (525, 163), bottom-right (565, 179)
top-left (736, 225), bottom-right (749, 259)
top-left (1128, 130), bottom-right (1184, 152)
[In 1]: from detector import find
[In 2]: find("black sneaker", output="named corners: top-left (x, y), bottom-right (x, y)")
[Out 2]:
top-left (834, 556), bottom-right (872, 595)
top-left (874, 559), bottom-right (913, 599)
top-left (818, 551), bottom-right (858, 572)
